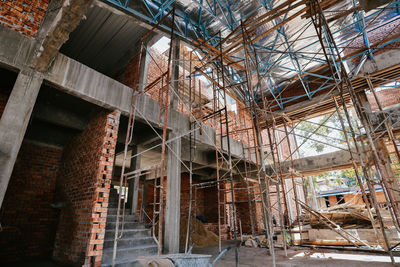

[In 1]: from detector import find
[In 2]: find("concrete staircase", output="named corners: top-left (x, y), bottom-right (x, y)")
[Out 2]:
top-left (101, 188), bottom-right (157, 267)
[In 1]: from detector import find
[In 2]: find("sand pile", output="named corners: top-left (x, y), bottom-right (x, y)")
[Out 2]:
top-left (179, 217), bottom-right (219, 248)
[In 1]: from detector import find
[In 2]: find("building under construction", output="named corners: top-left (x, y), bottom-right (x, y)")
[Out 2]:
top-left (1, 0), bottom-right (400, 266)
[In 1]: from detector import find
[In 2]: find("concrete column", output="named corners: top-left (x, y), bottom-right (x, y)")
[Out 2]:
top-left (308, 176), bottom-right (319, 210)
top-left (164, 131), bottom-right (181, 253)
top-left (169, 39), bottom-right (180, 110)
top-left (127, 145), bottom-right (141, 214)
top-left (138, 44), bottom-right (150, 92)
top-left (0, 70), bottom-right (43, 208)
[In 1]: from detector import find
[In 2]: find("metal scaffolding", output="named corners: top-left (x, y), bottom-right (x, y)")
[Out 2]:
top-left (111, 0), bottom-right (400, 265)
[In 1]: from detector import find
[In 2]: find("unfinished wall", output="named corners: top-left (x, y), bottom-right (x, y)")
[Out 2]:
top-left (0, 0), bottom-right (49, 37)
top-left (116, 52), bottom-right (141, 90)
top-left (203, 186), bottom-right (219, 223)
top-left (342, 191), bottom-right (386, 206)
top-left (181, 174), bottom-right (205, 218)
top-left (0, 141), bottom-right (63, 263)
top-left (328, 195), bottom-right (337, 207)
top-left (232, 181), bottom-right (255, 234)
top-left (366, 88), bottom-right (400, 110)
top-left (142, 177), bottom-right (165, 220)
top-left (142, 174), bottom-right (205, 221)
top-left (53, 109), bottom-right (120, 267)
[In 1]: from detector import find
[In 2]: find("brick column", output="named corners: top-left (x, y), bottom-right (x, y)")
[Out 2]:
top-left (53, 110), bottom-right (120, 267)
top-left (84, 110), bottom-right (120, 267)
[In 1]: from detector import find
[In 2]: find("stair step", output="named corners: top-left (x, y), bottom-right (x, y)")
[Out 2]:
top-left (101, 245), bottom-right (158, 265)
top-left (106, 222), bottom-right (145, 230)
top-left (107, 214), bottom-right (139, 222)
top-left (103, 237), bottom-right (156, 249)
top-left (108, 202), bottom-right (129, 208)
top-left (105, 229), bottom-right (151, 240)
top-left (101, 258), bottom-right (140, 267)
top-left (108, 208), bottom-right (131, 215)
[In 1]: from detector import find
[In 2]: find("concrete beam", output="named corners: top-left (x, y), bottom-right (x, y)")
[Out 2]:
top-left (32, 104), bottom-right (88, 131)
top-left (0, 26), bottom-right (37, 71)
top-left (0, 71), bottom-right (43, 208)
top-left (355, 50), bottom-right (400, 75)
top-left (0, 25), bottom-right (250, 176)
top-left (0, 6), bottom-right (92, 207)
top-left (33, 0), bottom-right (94, 72)
top-left (265, 150), bottom-right (360, 177)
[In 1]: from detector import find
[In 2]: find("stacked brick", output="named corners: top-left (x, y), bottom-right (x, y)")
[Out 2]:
top-left (0, 141), bottom-right (63, 262)
top-left (203, 186), bottom-right (219, 223)
top-left (141, 177), bottom-right (166, 221)
top-left (116, 52), bottom-right (141, 90)
top-left (141, 174), bottom-right (205, 223)
top-left (202, 185), bottom-right (230, 240)
top-left (180, 174), bottom-right (205, 219)
top-left (231, 181), bottom-right (257, 234)
top-left (145, 48), bottom-right (170, 104)
top-left (53, 110), bottom-right (120, 267)
top-left (0, 0), bottom-right (49, 37)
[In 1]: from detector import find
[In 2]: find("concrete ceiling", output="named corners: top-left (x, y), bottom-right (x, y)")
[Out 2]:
top-left (60, 4), bottom-right (150, 77)
top-left (25, 84), bottom-right (102, 147)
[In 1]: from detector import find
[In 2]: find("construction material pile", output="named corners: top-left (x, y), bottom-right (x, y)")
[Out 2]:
top-left (301, 203), bottom-right (374, 228)
top-left (243, 235), bottom-right (268, 248)
top-left (179, 217), bottom-right (219, 248)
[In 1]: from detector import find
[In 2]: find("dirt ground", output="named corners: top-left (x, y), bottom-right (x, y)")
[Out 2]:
top-left (192, 242), bottom-right (400, 266)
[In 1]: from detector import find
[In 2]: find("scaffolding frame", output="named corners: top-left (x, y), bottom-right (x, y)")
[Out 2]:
top-left (110, 1), bottom-right (400, 266)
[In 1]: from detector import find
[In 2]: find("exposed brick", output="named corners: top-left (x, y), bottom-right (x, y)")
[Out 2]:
top-left (0, 141), bottom-right (63, 262)
top-left (0, 0), bottom-right (49, 38)
top-left (366, 88), bottom-right (400, 110)
top-left (52, 109), bottom-right (120, 266)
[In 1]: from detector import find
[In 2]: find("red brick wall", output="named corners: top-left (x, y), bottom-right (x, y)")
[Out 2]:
top-left (232, 181), bottom-right (254, 234)
top-left (181, 174), bottom-right (205, 218)
top-left (142, 177), bottom-right (166, 221)
top-left (116, 52), bottom-right (141, 90)
top-left (366, 88), bottom-right (400, 110)
top-left (0, 0), bottom-right (49, 37)
top-left (146, 48), bottom-right (169, 104)
top-left (53, 110), bottom-right (120, 267)
top-left (142, 174), bottom-right (205, 222)
top-left (203, 186), bottom-right (219, 223)
top-left (0, 141), bottom-right (63, 263)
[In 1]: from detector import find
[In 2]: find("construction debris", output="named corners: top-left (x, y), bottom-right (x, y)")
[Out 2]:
top-left (299, 202), bottom-right (394, 229)
top-left (179, 218), bottom-right (218, 248)
top-left (243, 235), bottom-right (268, 248)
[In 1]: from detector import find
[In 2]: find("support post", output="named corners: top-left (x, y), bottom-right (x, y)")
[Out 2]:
top-left (138, 44), bottom-right (150, 92)
top-left (128, 145), bottom-right (141, 214)
top-left (308, 176), bottom-right (318, 210)
top-left (0, 70), bottom-right (43, 208)
top-left (170, 38), bottom-right (180, 110)
top-left (164, 131), bottom-right (182, 253)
